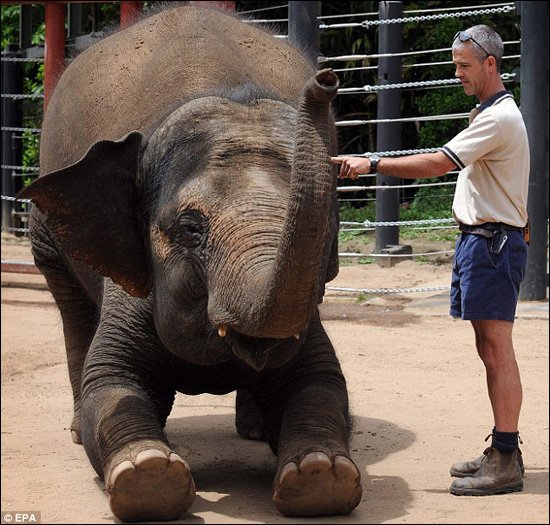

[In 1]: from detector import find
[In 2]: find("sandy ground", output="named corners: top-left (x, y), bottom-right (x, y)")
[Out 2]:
top-left (1, 232), bottom-right (548, 524)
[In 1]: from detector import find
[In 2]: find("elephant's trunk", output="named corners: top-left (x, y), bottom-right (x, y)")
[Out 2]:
top-left (208, 69), bottom-right (339, 342)
top-left (256, 69), bottom-right (339, 338)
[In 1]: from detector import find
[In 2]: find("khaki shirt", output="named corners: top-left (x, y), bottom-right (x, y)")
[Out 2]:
top-left (441, 91), bottom-right (529, 228)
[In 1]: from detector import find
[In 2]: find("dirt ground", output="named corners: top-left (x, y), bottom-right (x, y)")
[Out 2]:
top-left (1, 232), bottom-right (548, 524)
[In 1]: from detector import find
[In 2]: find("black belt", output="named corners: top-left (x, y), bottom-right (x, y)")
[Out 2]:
top-left (458, 222), bottom-right (524, 238)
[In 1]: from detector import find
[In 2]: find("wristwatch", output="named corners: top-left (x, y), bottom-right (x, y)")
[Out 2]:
top-left (369, 154), bottom-right (381, 174)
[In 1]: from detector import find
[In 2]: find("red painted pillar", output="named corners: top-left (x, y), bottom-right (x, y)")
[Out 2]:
top-left (120, 1), bottom-right (143, 29)
top-left (44, 2), bottom-right (66, 109)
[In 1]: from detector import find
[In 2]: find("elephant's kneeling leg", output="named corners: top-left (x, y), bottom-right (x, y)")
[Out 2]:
top-left (273, 452), bottom-right (362, 517)
top-left (106, 446), bottom-right (196, 522)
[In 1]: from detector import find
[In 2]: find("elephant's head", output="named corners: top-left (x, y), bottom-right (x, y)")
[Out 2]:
top-left (20, 69), bottom-right (340, 371)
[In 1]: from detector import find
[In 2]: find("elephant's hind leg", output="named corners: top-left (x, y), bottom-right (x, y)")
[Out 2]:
top-left (235, 388), bottom-right (266, 441)
top-left (28, 210), bottom-right (99, 444)
top-left (107, 447), bottom-right (195, 522)
top-left (273, 452), bottom-right (362, 516)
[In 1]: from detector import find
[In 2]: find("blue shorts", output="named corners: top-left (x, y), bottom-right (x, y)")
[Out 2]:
top-left (450, 230), bottom-right (528, 322)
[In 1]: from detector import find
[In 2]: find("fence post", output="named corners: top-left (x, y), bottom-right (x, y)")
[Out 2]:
top-left (375, 1), bottom-right (403, 254)
top-left (68, 3), bottom-right (83, 40)
top-left (519, 1), bottom-right (549, 301)
top-left (1, 44), bottom-right (23, 234)
top-left (288, 1), bottom-right (321, 66)
top-left (20, 4), bottom-right (33, 49)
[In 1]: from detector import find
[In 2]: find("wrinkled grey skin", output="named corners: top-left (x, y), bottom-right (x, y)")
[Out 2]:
top-left (20, 4), bottom-right (362, 522)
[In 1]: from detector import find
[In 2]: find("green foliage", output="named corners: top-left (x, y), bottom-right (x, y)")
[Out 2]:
top-left (401, 183), bottom-right (454, 220)
top-left (31, 22), bottom-right (45, 46)
top-left (2, 4), bottom-right (41, 178)
top-left (22, 62), bottom-right (45, 172)
top-left (338, 229), bottom-right (362, 243)
top-left (1, 5), bottom-right (19, 49)
top-left (339, 202), bottom-right (376, 223)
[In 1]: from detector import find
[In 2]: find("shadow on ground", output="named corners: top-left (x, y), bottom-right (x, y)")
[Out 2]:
top-left (99, 413), bottom-right (416, 524)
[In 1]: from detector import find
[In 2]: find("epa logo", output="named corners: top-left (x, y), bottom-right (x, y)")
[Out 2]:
top-left (1, 512), bottom-right (40, 524)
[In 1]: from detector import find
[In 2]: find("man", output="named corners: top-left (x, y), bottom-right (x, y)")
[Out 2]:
top-left (332, 25), bottom-right (529, 496)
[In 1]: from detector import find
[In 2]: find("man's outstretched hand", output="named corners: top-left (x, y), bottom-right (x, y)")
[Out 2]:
top-left (330, 156), bottom-right (371, 180)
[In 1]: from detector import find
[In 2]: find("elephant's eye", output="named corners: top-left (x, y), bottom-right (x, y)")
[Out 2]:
top-left (174, 210), bottom-right (208, 248)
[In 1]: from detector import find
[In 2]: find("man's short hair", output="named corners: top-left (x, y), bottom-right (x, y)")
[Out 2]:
top-left (453, 25), bottom-right (504, 72)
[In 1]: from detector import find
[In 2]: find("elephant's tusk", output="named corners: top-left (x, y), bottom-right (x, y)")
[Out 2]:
top-left (218, 325), bottom-right (227, 338)
top-left (293, 333), bottom-right (300, 340)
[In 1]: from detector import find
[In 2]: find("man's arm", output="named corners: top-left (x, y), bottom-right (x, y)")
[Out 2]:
top-left (331, 151), bottom-right (457, 180)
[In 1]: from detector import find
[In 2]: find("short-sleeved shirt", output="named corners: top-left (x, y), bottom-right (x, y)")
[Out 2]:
top-left (440, 91), bottom-right (529, 228)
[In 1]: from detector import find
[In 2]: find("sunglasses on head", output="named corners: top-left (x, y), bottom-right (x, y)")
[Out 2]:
top-left (453, 30), bottom-right (493, 58)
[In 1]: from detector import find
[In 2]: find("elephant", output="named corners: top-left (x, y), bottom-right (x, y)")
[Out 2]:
top-left (19, 4), bottom-right (363, 522)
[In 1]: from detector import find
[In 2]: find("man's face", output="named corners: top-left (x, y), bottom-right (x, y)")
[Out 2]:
top-left (452, 44), bottom-right (490, 98)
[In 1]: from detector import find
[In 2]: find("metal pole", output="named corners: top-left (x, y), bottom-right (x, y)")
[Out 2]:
top-left (44, 2), bottom-right (66, 109)
top-left (1, 44), bottom-right (23, 233)
top-left (375, 1), bottom-right (403, 252)
top-left (519, 1), bottom-right (549, 301)
top-left (68, 3), bottom-right (83, 40)
top-left (288, 1), bottom-right (321, 66)
top-left (20, 4), bottom-right (33, 49)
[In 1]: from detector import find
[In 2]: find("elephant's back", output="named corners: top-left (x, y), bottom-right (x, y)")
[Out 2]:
top-left (40, 5), bottom-right (314, 173)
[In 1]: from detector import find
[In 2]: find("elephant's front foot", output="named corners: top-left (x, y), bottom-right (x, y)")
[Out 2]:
top-left (273, 452), bottom-right (362, 517)
top-left (106, 448), bottom-right (196, 522)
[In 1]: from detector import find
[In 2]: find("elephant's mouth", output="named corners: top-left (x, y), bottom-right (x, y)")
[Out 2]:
top-left (221, 328), bottom-right (301, 371)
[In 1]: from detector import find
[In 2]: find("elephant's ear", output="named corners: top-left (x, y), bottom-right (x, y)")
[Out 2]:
top-left (18, 131), bottom-right (151, 298)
